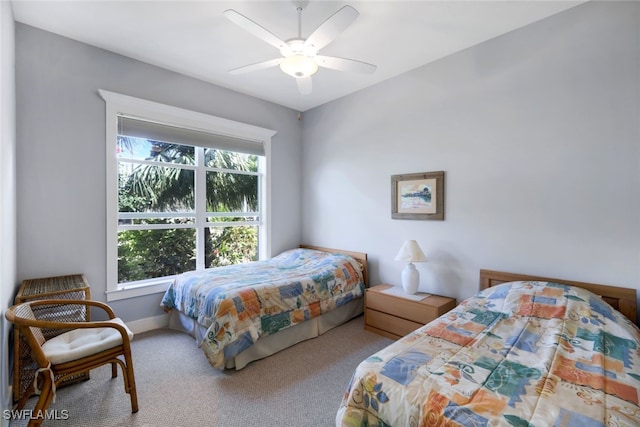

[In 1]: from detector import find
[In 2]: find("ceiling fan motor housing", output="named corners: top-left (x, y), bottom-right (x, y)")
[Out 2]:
top-left (279, 39), bottom-right (319, 78)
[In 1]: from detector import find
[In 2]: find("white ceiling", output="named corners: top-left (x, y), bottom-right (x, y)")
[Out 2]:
top-left (11, 0), bottom-right (584, 112)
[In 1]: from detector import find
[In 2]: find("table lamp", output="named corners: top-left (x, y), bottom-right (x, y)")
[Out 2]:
top-left (394, 240), bottom-right (427, 294)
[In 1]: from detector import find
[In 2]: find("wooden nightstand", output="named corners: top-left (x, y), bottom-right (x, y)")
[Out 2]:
top-left (365, 284), bottom-right (456, 339)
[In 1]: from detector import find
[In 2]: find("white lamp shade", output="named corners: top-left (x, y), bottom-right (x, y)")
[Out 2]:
top-left (394, 240), bottom-right (427, 262)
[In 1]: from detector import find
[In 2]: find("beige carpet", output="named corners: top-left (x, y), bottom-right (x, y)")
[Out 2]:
top-left (9, 315), bottom-right (392, 427)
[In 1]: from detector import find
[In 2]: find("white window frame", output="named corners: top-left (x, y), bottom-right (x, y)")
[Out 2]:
top-left (99, 90), bottom-right (276, 301)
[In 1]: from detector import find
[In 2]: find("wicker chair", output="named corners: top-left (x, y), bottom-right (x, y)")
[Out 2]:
top-left (5, 299), bottom-right (138, 426)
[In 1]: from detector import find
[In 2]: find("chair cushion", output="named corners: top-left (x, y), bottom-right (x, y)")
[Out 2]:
top-left (42, 318), bottom-right (134, 364)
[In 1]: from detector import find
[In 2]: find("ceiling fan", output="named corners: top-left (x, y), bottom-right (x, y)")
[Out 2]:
top-left (223, 5), bottom-right (377, 95)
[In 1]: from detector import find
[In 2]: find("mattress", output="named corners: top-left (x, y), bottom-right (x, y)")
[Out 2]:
top-left (169, 297), bottom-right (363, 369)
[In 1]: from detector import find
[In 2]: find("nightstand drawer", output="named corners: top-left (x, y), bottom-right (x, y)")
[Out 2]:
top-left (366, 308), bottom-right (424, 337)
top-left (367, 290), bottom-right (438, 324)
top-left (364, 284), bottom-right (456, 339)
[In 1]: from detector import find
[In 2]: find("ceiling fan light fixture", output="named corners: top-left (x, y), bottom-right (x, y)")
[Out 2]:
top-left (279, 54), bottom-right (318, 78)
top-left (225, 5), bottom-right (375, 94)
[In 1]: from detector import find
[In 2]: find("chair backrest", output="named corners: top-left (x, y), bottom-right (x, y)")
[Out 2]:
top-left (12, 303), bottom-right (46, 346)
top-left (6, 303), bottom-right (51, 367)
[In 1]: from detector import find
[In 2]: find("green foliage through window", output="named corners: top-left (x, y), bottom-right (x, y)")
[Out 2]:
top-left (117, 132), bottom-right (261, 284)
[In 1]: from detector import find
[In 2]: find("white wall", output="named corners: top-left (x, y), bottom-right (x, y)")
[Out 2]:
top-left (0, 0), bottom-right (17, 417)
top-left (302, 1), bottom-right (640, 322)
top-left (14, 24), bottom-right (303, 322)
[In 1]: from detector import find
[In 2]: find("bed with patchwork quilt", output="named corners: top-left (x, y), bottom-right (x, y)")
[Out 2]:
top-left (337, 273), bottom-right (640, 426)
top-left (161, 246), bottom-right (366, 369)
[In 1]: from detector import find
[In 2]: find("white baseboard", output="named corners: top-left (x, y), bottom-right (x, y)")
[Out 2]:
top-left (126, 314), bottom-right (169, 334)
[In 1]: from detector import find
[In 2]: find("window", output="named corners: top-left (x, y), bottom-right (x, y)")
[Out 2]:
top-left (100, 90), bottom-right (276, 301)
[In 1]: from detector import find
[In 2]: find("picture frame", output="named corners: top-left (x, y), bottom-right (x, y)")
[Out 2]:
top-left (391, 171), bottom-right (445, 220)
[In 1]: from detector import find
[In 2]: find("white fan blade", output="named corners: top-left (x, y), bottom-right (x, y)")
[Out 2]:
top-left (296, 76), bottom-right (312, 95)
top-left (315, 55), bottom-right (377, 74)
top-left (304, 5), bottom-right (359, 51)
top-left (224, 9), bottom-right (292, 56)
top-left (229, 58), bottom-right (282, 74)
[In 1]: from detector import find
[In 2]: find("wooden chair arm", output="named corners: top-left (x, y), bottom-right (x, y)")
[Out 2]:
top-left (6, 300), bottom-right (131, 342)
top-left (25, 299), bottom-right (117, 318)
top-left (19, 318), bottom-right (130, 338)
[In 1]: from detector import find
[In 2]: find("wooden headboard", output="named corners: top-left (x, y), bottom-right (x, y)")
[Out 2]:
top-left (480, 269), bottom-right (637, 324)
top-left (299, 244), bottom-right (368, 287)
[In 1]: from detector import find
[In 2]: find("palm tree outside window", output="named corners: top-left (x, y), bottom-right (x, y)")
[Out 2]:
top-left (116, 118), bottom-right (262, 285)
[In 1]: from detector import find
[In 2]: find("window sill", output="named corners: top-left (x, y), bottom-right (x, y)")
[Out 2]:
top-left (105, 278), bottom-right (173, 302)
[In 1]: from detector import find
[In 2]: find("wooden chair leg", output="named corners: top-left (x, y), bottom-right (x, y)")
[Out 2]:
top-left (27, 376), bottom-right (54, 427)
top-left (15, 382), bottom-right (35, 411)
top-left (124, 354), bottom-right (138, 413)
top-left (111, 362), bottom-right (118, 378)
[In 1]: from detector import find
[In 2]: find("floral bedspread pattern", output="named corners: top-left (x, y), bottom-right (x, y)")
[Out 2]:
top-left (161, 248), bottom-right (364, 368)
top-left (337, 281), bottom-right (640, 427)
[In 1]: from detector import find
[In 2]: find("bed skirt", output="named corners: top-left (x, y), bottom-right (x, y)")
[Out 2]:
top-left (167, 297), bottom-right (364, 369)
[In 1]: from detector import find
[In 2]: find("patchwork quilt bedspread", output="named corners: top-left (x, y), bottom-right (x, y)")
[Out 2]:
top-left (161, 248), bottom-right (364, 368)
top-left (337, 281), bottom-right (640, 426)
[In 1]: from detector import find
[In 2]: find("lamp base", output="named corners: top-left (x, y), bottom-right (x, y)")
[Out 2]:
top-left (401, 263), bottom-right (419, 294)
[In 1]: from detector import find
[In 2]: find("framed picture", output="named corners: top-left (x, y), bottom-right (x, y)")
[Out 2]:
top-left (391, 171), bottom-right (445, 220)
